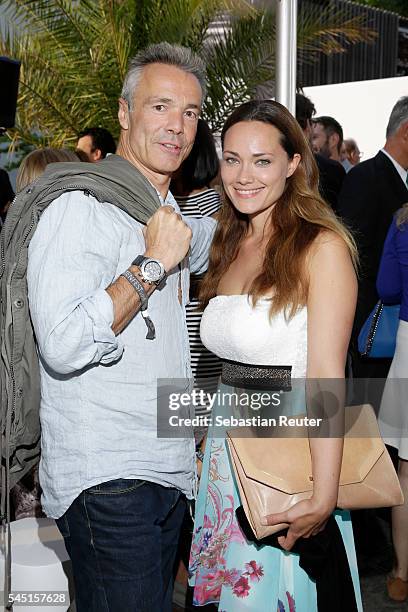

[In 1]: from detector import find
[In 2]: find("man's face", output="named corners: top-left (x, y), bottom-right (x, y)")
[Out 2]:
top-left (349, 147), bottom-right (361, 165)
top-left (118, 63), bottom-right (202, 191)
top-left (311, 122), bottom-right (330, 158)
top-left (76, 135), bottom-right (102, 162)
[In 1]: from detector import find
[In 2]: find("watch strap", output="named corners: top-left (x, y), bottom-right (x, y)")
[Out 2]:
top-left (132, 255), bottom-right (145, 267)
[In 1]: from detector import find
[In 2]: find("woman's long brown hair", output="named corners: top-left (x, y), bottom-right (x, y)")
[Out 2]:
top-left (199, 100), bottom-right (357, 318)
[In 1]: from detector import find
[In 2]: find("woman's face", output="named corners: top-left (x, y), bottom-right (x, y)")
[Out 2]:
top-left (221, 120), bottom-right (300, 224)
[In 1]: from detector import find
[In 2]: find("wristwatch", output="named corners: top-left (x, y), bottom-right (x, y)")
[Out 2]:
top-left (132, 255), bottom-right (167, 286)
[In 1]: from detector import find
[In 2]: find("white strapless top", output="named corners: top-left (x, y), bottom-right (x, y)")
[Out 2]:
top-left (200, 295), bottom-right (307, 379)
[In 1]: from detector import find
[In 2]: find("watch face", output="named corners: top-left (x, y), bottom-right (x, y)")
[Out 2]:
top-left (144, 260), bottom-right (162, 281)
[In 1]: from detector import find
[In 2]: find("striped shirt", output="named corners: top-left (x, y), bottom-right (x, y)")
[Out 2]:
top-left (175, 189), bottom-right (222, 432)
top-left (175, 188), bottom-right (222, 218)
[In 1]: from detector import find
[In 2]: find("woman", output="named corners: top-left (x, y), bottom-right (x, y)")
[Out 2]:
top-left (189, 100), bottom-right (362, 611)
top-left (377, 208), bottom-right (408, 602)
top-left (16, 147), bottom-right (80, 192)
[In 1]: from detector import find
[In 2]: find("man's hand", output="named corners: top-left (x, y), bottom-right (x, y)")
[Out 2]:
top-left (144, 206), bottom-right (192, 272)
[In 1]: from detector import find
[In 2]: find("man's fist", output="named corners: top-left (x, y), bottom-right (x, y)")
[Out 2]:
top-left (144, 206), bottom-right (192, 272)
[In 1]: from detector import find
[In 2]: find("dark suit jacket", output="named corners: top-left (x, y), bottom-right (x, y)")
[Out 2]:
top-left (315, 154), bottom-right (346, 213)
top-left (337, 150), bottom-right (408, 332)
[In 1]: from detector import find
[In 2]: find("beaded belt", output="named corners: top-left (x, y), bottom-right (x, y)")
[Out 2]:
top-left (221, 359), bottom-right (292, 391)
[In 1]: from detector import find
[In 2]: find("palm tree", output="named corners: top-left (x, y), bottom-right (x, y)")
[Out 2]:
top-left (1, 0), bottom-right (376, 148)
top-left (353, 0), bottom-right (408, 17)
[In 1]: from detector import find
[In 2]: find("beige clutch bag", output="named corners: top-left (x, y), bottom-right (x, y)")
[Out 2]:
top-left (227, 404), bottom-right (404, 540)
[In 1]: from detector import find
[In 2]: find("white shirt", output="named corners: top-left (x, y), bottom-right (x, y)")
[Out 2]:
top-left (27, 189), bottom-right (216, 518)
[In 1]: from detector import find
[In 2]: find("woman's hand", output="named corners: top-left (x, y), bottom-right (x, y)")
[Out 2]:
top-left (261, 496), bottom-right (334, 551)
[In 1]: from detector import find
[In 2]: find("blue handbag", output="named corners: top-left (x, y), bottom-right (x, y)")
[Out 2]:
top-left (358, 301), bottom-right (400, 358)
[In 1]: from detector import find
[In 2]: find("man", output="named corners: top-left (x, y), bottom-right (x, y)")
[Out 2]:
top-left (337, 97), bottom-right (408, 574)
top-left (295, 94), bottom-right (345, 212)
top-left (344, 138), bottom-right (362, 167)
top-left (27, 43), bottom-right (215, 612)
top-left (340, 141), bottom-right (353, 173)
top-left (312, 115), bottom-right (344, 163)
top-left (76, 126), bottom-right (116, 161)
top-left (338, 96), bottom-right (408, 379)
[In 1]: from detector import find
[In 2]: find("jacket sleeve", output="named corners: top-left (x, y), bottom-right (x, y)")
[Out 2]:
top-left (377, 219), bottom-right (402, 304)
top-left (27, 191), bottom-right (125, 375)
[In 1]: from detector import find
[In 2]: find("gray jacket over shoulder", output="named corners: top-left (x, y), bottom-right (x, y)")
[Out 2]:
top-left (0, 155), bottom-right (160, 516)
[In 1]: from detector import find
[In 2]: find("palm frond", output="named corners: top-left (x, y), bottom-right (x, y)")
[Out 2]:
top-left (202, 10), bottom-right (275, 131)
top-left (2, 0), bottom-right (378, 148)
top-left (298, 4), bottom-right (377, 58)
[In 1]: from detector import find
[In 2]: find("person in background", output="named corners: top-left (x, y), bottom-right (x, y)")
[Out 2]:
top-left (170, 118), bottom-right (221, 610)
top-left (0, 168), bottom-right (15, 229)
top-left (340, 142), bottom-right (353, 173)
top-left (312, 116), bottom-right (344, 163)
top-left (344, 139), bottom-right (362, 168)
top-left (16, 148), bottom-right (81, 193)
top-left (76, 126), bottom-right (116, 162)
top-left (337, 97), bottom-right (408, 576)
top-left (338, 96), bottom-right (408, 380)
top-left (171, 117), bottom-right (221, 430)
top-left (377, 206), bottom-right (408, 603)
top-left (295, 94), bottom-right (345, 213)
top-left (11, 147), bottom-right (84, 520)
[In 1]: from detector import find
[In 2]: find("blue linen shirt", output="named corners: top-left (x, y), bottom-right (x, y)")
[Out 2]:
top-left (27, 188), bottom-right (216, 519)
top-left (377, 216), bottom-right (408, 322)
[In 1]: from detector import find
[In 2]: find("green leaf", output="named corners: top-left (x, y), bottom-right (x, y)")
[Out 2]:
top-left (1, 0), bottom-right (377, 148)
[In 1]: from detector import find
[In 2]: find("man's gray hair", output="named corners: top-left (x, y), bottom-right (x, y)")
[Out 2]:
top-left (121, 42), bottom-right (207, 109)
top-left (386, 97), bottom-right (408, 138)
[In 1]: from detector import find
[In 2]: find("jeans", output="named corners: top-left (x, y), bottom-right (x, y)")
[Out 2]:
top-left (55, 479), bottom-right (186, 612)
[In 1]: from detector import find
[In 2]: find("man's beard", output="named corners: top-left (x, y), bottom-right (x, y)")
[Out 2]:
top-left (319, 140), bottom-right (331, 159)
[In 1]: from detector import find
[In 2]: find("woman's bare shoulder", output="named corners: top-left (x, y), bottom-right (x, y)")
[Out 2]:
top-left (307, 229), bottom-right (350, 264)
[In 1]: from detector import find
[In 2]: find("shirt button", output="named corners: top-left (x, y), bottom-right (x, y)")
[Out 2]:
top-left (14, 299), bottom-right (24, 309)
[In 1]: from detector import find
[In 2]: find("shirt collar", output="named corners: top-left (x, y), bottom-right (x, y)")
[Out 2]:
top-left (153, 186), bottom-right (180, 212)
top-left (381, 149), bottom-right (408, 189)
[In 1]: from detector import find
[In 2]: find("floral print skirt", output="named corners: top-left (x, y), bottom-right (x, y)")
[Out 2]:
top-left (189, 384), bottom-right (363, 611)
